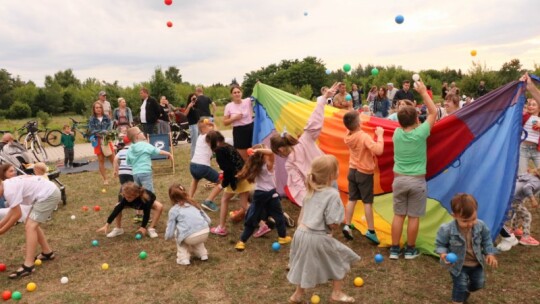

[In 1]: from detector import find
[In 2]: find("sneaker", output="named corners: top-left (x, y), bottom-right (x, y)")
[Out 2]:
top-left (342, 225), bottom-right (353, 240)
top-left (107, 228), bottom-right (124, 238)
top-left (202, 200), bottom-right (219, 212)
top-left (404, 246), bottom-right (420, 260)
top-left (177, 259), bottom-right (190, 265)
top-left (278, 236), bottom-right (292, 245)
top-left (235, 241), bottom-right (246, 251)
top-left (133, 214), bottom-right (143, 223)
top-left (229, 208), bottom-right (245, 223)
top-left (253, 224), bottom-right (271, 238)
top-left (210, 226), bottom-right (228, 236)
top-left (199, 255), bottom-right (208, 261)
top-left (365, 231), bottom-right (380, 245)
top-left (389, 246), bottom-right (401, 260)
top-left (497, 234), bottom-right (519, 251)
top-left (147, 228), bottom-right (158, 238)
top-left (519, 235), bottom-right (540, 246)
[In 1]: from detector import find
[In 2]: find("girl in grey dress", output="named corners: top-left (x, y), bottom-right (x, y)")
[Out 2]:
top-left (287, 155), bottom-right (360, 303)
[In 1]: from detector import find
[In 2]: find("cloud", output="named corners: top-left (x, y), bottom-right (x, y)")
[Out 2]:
top-left (0, 0), bottom-right (539, 86)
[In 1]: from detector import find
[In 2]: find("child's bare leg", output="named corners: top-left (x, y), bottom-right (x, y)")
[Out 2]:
top-left (239, 191), bottom-right (249, 210)
top-left (344, 200), bottom-right (356, 225)
top-left (189, 179), bottom-right (199, 199)
top-left (407, 216), bottom-right (420, 247)
top-left (391, 214), bottom-right (405, 246)
top-left (205, 184), bottom-right (222, 202)
top-left (364, 203), bottom-right (375, 231)
top-left (289, 285), bottom-right (305, 302)
top-left (149, 201), bottom-right (163, 229)
top-left (219, 192), bottom-right (234, 227)
top-left (115, 211), bottom-right (123, 228)
top-left (331, 279), bottom-right (353, 301)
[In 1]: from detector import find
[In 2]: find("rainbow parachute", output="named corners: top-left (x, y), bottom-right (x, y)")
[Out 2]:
top-left (252, 77), bottom-right (533, 254)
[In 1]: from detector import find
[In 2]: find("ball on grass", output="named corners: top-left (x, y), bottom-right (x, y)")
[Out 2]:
top-left (101, 188), bottom-right (106, 193)
top-left (82, 206), bottom-right (89, 212)
top-left (26, 282), bottom-right (36, 292)
top-left (11, 291), bottom-right (21, 301)
top-left (34, 259), bottom-right (42, 266)
top-left (92, 240), bottom-right (99, 247)
top-left (70, 215), bottom-right (76, 220)
top-left (94, 205), bottom-right (101, 212)
top-left (311, 294), bottom-right (320, 304)
top-left (135, 233), bottom-right (142, 240)
top-left (101, 263), bottom-right (109, 270)
top-left (271, 242), bottom-right (281, 251)
top-left (139, 251), bottom-right (148, 260)
top-left (2, 290), bottom-right (12, 301)
top-left (354, 276), bottom-right (364, 287)
top-left (60, 276), bottom-right (69, 284)
top-left (0, 263), bottom-right (6, 272)
top-left (374, 253), bottom-right (384, 264)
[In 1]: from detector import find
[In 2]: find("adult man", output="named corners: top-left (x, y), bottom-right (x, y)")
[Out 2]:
top-left (386, 83), bottom-right (399, 103)
top-left (477, 80), bottom-right (488, 97)
top-left (332, 83), bottom-right (353, 110)
top-left (97, 91), bottom-right (112, 117)
top-left (392, 80), bottom-right (415, 108)
top-left (139, 88), bottom-right (161, 136)
top-left (195, 87), bottom-right (216, 119)
top-left (0, 133), bottom-right (15, 151)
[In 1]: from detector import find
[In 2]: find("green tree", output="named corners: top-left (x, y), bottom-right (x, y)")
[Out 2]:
top-left (498, 58), bottom-right (523, 85)
top-left (8, 100), bottom-right (32, 118)
top-left (149, 67), bottom-right (177, 102)
top-left (53, 69), bottom-right (81, 88)
top-left (165, 66), bottom-right (182, 84)
top-left (11, 84), bottom-right (39, 114)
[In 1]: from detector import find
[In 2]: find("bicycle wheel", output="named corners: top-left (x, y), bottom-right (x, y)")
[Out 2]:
top-left (46, 130), bottom-right (63, 147)
top-left (31, 136), bottom-right (49, 162)
top-left (18, 132), bottom-right (28, 143)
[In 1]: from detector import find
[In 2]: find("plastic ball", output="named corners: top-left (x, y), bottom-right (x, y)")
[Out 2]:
top-left (94, 205), bottom-right (101, 212)
top-left (82, 206), bottom-right (89, 212)
top-left (101, 188), bottom-right (106, 193)
top-left (26, 282), bottom-right (36, 292)
top-left (470, 50), bottom-right (477, 57)
top-left (354, 276), bottom-right (364, 287)
top-left (139, 251), bottom-right (148, 260)
top-left (11, 291), bottom-right (21, 301)
top-left (412, 73), bottom-right (420, 82)
top-left (311, 294), bottom-right (320, 304)
top-left (167, 21), bottom-right (173, 28)
top-left (374, 254), bottom-right (384, 264)
top-left (271, 242), bottom-right (281, 251)
top-left (34, 259), bottom-right (42, 266)
top-left (446, 252), bottom-right (458, 264)
top-left (70, 215), bottom-right (76, 220)
top-left (343, 64), bottom-right (352, 72)
top-left (135, 233), bottom-right (142, 240)
top-left (101, 263), bottom-right (109, 270)
top-left (92, 240), bottom-right (99, 247)
top-left (203, 119), bottom-right (209, 124)
top-left (371, 68), bottom-right (379, 76)
top-left (247, 148), bottom-right (254, 156)
top-left (325, 69), bottom-right (331, 75)
top-left (345, 94), bottom-right (352, 101)
top-left (61, 276), bottom-right (69, 284)
top-left (164, 0), bottom-right (172, 5)
top-left (0, 263), bottom-right (6, 272)
top-left (304, 11), bottom-right (308, 16)
top-left (395, 15), bottom-right (404, 24)
top-left (218, 172), bottom-right (224, 180)
top-left (2, 290), bottom-right (11, 301)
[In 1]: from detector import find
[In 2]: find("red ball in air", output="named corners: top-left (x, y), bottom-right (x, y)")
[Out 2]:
top-left (167, 21), bottom-right (173, 28)
top-left (164, 0), bottom-right (172, 5)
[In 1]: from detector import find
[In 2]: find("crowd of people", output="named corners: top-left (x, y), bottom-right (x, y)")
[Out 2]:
top-left (0, 74), bottom-right (539, 304)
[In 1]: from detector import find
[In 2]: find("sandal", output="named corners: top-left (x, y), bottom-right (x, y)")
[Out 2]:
top-left (288, 296), bottom-right (304, 304)
top-left (8, 264), bottom-right (35, 279)
top-left (284, 212), bottom-right (295, 228)
top-left (330, 294), bottom-right (355, 303)
top-left (35, 251), bottom-right (56, 261)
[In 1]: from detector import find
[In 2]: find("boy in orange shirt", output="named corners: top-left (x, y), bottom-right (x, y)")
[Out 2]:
top-left (342, 111), bottom-right (384, 243)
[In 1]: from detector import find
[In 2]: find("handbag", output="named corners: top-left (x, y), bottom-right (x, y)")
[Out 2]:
top-left (101, 141), bottom-right (113, 157)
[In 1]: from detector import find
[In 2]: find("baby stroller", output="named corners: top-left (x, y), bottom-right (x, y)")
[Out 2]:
top-left (170, 111), bottom-right (191, 146)
top-left (0, 141), bottom-right (67, 205)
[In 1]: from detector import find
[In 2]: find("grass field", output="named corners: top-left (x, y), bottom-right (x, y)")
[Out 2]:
top-left (1, 144), bottom-right (540, 304)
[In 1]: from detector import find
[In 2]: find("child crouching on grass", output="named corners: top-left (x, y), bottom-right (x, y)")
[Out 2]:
top-left (435, 193), bottom-right (498, 304)
top-left (165, 183), bottom-right (211, 265)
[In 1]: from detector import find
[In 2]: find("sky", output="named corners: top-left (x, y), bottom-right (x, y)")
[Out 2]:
top-left (1, 0), bottom-right (539, 87)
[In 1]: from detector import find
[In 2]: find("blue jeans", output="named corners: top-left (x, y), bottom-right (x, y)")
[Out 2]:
top-left (519, 144), bottom-right (540, 175)
top-left (451, 265), bottom-right (484, 303)
top-left (134, 172), bottom-right (154, 193)
top-left (189, 123), bottom-right (199, 159)
top-left (0, 196), bottom-right (5, 208)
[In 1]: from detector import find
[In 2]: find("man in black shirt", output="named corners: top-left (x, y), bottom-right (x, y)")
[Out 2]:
top-left (139, 88), bottom-right (161, 136)
top-left (393, 80), bottom-right (415, 107)
top-left (477, 80), bottom-right (488, 97)
top-left (195, 87), bottom-right (216, 119)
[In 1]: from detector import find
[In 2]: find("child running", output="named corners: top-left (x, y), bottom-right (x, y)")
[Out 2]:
top-left (165, 183), bottom-right (211, 265)
top-left (342, 110), bottom-right (384, 243)
top-left (435, 193), bottom-right (498, 304)
top-left (96, 182), bottom-right (163, 238)
top-left (205, 130), bottom-right (252, 236)
top-left (234, 145), bottom-right (291, 251)
top-left (287, 155), bottom-right (360, 304)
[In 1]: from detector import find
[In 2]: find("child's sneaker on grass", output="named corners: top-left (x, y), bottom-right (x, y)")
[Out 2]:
top-left (133, 214), bottom-right (143, 223)
top-left (235, 241), bottom-right (246, 251)
top-left (210, 226), bottom-right (228, 236)
top-left (497, 234), bottom-right (519, 251)
top-left (519, 235), bottom-right (539, 246)
top-left (107, 228), bottom-right (124, 238)
top-left (278, 236), bottom-right (292, 245)
top-left (342, 225), bottom-right (353, 240)
top-left (202, 200), bottom-right (219, 212)
top-left (253, 224), bottom-right (271, 238)
top-left (147, 228), bottom-right (158, 238)
top-left (404, 246), bottom-right (420, 260)
top-left (177, 259), bottom-right (190, 266)
top-left (389, 246), bottom-right (401, 260)
top-left (365, 230), bottom-right (380, 245)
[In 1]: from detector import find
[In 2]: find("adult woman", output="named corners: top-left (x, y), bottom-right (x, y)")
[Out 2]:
top-left (366, 86), bottom-right (378, 113)
top-left (441, 82), bottom-right (449, 99)
top-left (0, 164), bottom-right (30, 222)
top-left (442, 93), bottom-right (460, 117)
top-left (372, 87), bottom-right (391, 118)
top-left (157, 96), bottom-right (174, 134)
top-left (89, 101), bottom-right (115, 185)
top-left (185, 93), bottom-right (200, 159)
top-left (223, 85), bottom-right (253, 161)
top-left (112, 97), bottom-right (133, 134)
top-left (519, 98), bottom-right (540, 174)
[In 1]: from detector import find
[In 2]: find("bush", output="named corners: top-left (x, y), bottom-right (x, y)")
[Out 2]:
top-left (8, 101), bottom-right (32, 119)
top-left (36, 110), bottom-right (52, 127)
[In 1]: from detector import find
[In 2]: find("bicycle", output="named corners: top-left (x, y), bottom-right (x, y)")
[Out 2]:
top-left (69, 117), bottom-right (92, 142)
top-left (17, 121), bottom-right (49, 162)
top-left (18, 126), bottom-right (63, 147)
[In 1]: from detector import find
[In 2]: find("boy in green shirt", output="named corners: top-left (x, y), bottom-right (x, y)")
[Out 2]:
top-left (60, 124), bottom-right (75, 168)
top-left (390, 80), bottom-right (437, 260)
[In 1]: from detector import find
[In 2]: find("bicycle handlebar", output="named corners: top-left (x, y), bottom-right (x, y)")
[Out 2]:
top-left (69, 117), bottom-right (80, 124)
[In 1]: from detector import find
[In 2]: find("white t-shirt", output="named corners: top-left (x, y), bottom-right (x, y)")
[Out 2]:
top-left (103, 100), bottom-right (112, 117)
top-left (524, 115), bottom-right (540, 144)
top-left (3, 175), bottom-right (57, 208)
top-left (140, 99), bottom-right (147, 123)
top-left (191, 134), bottom-right (212, 166)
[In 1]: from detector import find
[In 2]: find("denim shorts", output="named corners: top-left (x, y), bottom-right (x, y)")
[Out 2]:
top-left (134, 172), bottom-right (154, 193)
top-left (190, 163), bottom-right (219, 183)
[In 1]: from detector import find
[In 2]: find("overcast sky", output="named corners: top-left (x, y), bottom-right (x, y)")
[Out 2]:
top-left (1, 0), bottom-right (539, 87)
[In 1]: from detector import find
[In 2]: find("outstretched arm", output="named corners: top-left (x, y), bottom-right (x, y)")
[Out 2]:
top-left (414, 80), bottom-right (437, 127)
top-left (522, 73), bottom-right (540, 102)
top-left (305, 82), bottom-right (339, 140)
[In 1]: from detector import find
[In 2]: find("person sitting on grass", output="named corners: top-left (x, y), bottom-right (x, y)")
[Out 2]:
top-left (435, 193), bottom-right (498, 304)
top-left (96, 182), bottom-right (163, 238)
top-left (0, 175), bottom-right (61, 279)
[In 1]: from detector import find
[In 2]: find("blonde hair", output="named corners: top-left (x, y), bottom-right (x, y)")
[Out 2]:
top-left (122, 182), bottom-right (151, 202)
top-left (33, 162), bottom-right (48, 176)
top-left (126, 126), bottom-right (142, 143)
top-left (305, 155), bottom-right (338, 198)
top-left (168, 183), bottom-right (202, 209)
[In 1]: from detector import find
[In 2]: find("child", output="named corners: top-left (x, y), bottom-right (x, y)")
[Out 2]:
top-left (165, 183), bottom-right (211, 265)
top-left (33, 162), bottom-right (49, 180)
top-left (205, 130), bottom-right (252, 236)
top-left (126, 126), bottom-right (171, 194)
top-left (389, 80), bottom-right (437, 260)
top-left (287, 155), bottom-right (360, 304)
top-left (497, 172), bottom-right (540, 250)
top-left (188, 120), bottom-right (222, 212)
top-left (435, 193), bottom-right (498, 304)
top-left (60, 124), bottom-right (75, 168)
top-left (96, 182), bottom-right (163, 238)
top-left (342, 110), bottom-right (384, 243)
top-left (113, 135), bottom-right (142, 223)
top-left (0, 175), bottom-right (61, 279)
top-left (234, 145), bottom-right (291, 251)
top-left (270, 82), bottom-right (339, 206)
